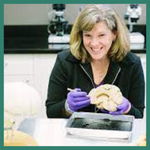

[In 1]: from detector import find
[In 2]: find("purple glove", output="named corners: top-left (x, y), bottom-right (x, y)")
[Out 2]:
top-left (109, 97), bottom-right (131, 115)
top-left (66, 88), bottom-right (90, 112)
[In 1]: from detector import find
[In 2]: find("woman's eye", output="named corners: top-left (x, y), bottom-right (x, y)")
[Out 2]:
top-left (99, 34), bottom-right (105, 37)
top-left (84, 34), bottom-right (91, 37)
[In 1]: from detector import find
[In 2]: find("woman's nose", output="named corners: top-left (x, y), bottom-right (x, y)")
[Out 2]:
top-left (90, 38), bottom-right (100, 47)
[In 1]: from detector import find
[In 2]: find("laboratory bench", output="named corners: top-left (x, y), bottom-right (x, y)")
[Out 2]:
top-left (4, 35), bottom-right (146, 54)
top-left (17, 117), bottom-right (146, 146)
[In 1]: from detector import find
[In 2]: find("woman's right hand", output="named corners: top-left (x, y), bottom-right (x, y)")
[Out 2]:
top-left (66, 88), bottom-right (90, 112)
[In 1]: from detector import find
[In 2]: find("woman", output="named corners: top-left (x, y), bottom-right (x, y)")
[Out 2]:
top-left (45, 5), bottom-right (145, 118)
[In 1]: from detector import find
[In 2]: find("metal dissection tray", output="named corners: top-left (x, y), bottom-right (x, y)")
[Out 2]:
top-left (66, 112), bottom-right (135, 142)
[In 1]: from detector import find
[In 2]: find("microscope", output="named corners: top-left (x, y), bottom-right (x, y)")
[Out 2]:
top-left (48, 4), bottom-right (70, 49)
top-left (125, 4), bottom-right (145, 50)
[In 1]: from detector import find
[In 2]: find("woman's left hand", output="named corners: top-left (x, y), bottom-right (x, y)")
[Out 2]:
top-left (109, 97), bottom-right (131, 115)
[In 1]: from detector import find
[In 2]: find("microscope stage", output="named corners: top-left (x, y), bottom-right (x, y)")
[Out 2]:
top-left (48, 34), bottom-right (70, 43)
top-left (48, 34), bottom-right (70, 50)
top-left (130, 32), bottom-right (145, 50)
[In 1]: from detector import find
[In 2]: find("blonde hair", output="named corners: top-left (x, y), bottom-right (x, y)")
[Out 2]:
top-left (70, 5), bottom-right (130, 62)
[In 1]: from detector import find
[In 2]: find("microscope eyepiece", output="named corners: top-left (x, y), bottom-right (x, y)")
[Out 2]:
top-left (130, 4), bottom-right (138, 9)
top-left (52, 4), bottom-right (65, 11)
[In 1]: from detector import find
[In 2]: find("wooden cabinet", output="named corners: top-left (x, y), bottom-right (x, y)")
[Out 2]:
top-left (4, 54), bottom-right (34, 86)
top-left (136, 53), bottom-right (146, 79)
top-left (4, 53), bottom-right (57, 118)
top-left (33, 54), bottom-right (57, 117)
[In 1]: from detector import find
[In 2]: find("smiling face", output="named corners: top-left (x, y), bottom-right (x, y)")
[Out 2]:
top-left (83, 21), bottom-right (116, 62)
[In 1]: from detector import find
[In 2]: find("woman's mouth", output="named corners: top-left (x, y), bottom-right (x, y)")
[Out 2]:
top-left (90, 47), bottom-right (103, 54)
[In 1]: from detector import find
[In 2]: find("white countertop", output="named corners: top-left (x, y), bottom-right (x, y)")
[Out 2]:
top-left (18, 118), bottom-right (146, 146)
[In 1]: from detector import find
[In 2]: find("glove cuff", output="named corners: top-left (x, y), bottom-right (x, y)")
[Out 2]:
top-left (123, 101), bottom-right (131, 114)
top-left (65, 100), bottom-right (74, 114)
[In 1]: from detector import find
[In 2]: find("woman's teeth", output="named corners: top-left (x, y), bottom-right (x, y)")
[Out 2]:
top-left (91, 47), bottom-right (103, 52)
